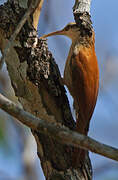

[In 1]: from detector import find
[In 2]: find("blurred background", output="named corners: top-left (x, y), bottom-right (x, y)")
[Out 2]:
top-left (0, 0), bottom-right (118, 179)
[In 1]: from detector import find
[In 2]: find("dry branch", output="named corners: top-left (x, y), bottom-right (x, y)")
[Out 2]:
top-left (33, 0), bottom-right (44, 29)
top-left (73, 0), bottom-right (92, 14)
top-left (0, 93), bottom-right (118, 162)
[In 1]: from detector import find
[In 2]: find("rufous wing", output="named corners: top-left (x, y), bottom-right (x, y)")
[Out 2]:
top-left (71, 45), bottom-right (99, 135)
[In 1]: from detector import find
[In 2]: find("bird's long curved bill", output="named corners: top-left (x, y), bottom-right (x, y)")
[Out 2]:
top-left (41, 30), bottom-right (64, 38)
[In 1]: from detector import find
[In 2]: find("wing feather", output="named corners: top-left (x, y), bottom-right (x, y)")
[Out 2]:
top-left (71, 46), bottom-right (99, 134)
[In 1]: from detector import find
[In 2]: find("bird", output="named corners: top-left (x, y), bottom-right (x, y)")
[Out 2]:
top-left (41, 22), bottom-right (99, 165)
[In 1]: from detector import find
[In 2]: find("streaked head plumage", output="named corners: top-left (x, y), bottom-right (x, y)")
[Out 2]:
top-left (41, 22), bottom-right (80, 41)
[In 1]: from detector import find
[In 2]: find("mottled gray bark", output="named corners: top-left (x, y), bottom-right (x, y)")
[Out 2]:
top-left (73, 0), bottom-right (91, 14)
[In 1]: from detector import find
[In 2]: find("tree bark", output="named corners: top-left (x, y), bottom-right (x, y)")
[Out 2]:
top-left (1, 93), bottom-right (118, 163)
top-left (0, 0), bottom-right (92, 179)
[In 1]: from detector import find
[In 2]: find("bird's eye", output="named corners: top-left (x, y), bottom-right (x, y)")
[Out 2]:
top-left (64, 25), bottom-right (70, 31)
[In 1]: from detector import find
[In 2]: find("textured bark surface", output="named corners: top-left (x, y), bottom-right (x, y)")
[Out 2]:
top-left (73, 0), bottom-right (91, 14)
top-left (0, 1), bottom-right (92, 179)
top-left (73, 0), bottom-right (92, 38)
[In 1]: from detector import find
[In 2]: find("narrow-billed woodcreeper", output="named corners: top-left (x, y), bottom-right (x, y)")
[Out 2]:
top-left (41, 22), bottom-right (99, 163)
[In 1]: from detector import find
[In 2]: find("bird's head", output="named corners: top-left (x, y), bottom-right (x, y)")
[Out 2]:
top-left (41, 22), bottom-right (80, 41)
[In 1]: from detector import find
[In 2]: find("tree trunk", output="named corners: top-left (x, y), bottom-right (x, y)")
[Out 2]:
top-left (0, 0), bottom-right (92, 179)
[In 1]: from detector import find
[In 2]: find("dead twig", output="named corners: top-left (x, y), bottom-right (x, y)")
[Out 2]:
top-left (0, 93), bottom-right (118, 162)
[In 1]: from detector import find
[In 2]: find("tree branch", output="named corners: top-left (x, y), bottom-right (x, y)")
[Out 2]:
top-left (73, 0), bottom-right (92, 34)
top-left (0, 0), bottom-right (41, 69)
top-left (33, 0), bottom-right (44, 30)
top-left (73, 0), bottom-right (92, 14)
top-left (0, 93), bottom-right (118, 162)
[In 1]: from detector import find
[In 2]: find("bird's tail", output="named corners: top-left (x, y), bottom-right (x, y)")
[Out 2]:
top-left (72, 110), bottom-right (88, 167)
